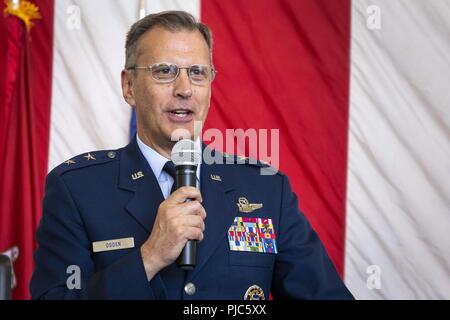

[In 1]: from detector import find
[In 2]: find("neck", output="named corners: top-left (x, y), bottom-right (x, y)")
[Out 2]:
top-left (137, 131), bottom-right (173, 160)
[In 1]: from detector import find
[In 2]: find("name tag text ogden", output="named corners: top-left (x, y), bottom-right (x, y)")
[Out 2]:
top-left (92, 237), bottom-right (135, 253)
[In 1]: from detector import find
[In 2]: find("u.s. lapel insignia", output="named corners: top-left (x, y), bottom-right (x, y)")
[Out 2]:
top-left (244, 285), bottom-right (265, 300)
top-left (211, 174), bottom-right (221, 181)
top-left (84, 153), bottom-right (96, 161)
top-left (237, 197), bottom-right (263, 213)
top-left (131, 171), bottom-right (144, 180)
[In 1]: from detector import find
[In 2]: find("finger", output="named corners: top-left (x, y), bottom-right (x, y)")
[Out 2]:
top-left (169, 186), bottom-right (202, 204)
top-left (178, 215), bottom-right (205, 231)
top-left (183, 226), bottom-right (204, 242)
top-left (178, 201), bottom-right (206, 219)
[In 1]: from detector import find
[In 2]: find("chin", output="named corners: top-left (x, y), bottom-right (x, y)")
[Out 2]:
top-left (165, 126), bottom-right (194, 142)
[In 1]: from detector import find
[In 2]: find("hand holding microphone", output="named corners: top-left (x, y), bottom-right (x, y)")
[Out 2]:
top-left (170, 139), bottom-right (202, 270)
top-left (140, 139), bottom-right (204, 280)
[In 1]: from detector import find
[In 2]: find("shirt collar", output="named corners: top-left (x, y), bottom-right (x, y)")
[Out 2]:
top-left (136, 134), bottom-right (201, 182)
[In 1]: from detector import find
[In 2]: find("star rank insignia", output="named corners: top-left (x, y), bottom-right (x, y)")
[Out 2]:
top-left (84, 153), bottom-right (96, 161)
top-left (237, 197), bottom-right (263, 213)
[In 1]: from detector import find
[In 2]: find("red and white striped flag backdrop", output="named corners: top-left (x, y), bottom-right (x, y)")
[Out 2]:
top-left (0, 0), bottom-right (448, 299)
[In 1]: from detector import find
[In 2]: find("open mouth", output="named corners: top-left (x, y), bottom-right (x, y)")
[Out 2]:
top-left (166, 109), bottom-right (194, 123)
top-left (169, 109), bottom-right (193, 118)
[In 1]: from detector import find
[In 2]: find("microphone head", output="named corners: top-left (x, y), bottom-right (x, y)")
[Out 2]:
top-left (171, 139), bottom-right (201, 166)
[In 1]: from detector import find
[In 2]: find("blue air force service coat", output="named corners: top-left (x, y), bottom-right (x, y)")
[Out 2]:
top-left (30, 138), bottom-right (354, 300)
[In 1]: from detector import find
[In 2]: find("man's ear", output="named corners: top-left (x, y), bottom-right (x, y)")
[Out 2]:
top-left (121, 69), bottom-right (136, 106)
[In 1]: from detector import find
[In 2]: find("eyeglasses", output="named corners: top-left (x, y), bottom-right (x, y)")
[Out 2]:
top-left (128, 62), bottom-right (216, 85)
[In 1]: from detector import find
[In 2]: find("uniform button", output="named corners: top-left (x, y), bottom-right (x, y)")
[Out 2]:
top-left (107, 151), bottom-right (116, 159)
top-left (184, 282), bottom-right (196, 296)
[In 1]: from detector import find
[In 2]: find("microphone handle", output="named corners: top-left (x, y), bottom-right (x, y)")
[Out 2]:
top-left (174, 164), bottom-right (198, 270)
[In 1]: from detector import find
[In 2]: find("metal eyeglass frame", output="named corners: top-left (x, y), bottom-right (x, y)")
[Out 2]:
top-left (127, 62), bottom-right (217, 85)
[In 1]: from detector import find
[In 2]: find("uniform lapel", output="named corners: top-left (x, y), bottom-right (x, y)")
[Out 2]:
top-left (118, 141), bottom-right (239, 282)
top-left (118, 138), bottom-right (164, 233)
top-left (187, 149), bottom-right (237, 281)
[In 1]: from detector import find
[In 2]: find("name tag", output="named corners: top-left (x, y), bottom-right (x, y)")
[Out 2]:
top-left (92, 237), bottom-right (135, 253)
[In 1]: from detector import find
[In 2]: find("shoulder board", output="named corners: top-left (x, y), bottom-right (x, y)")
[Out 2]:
top-left (53, 149), bottom-right (120, 176)
top-left (202, 146), bottom-right (280, 174)
top-left (221, 152), bottom-right (272, 168)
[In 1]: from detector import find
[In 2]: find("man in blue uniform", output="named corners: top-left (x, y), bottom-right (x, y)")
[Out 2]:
top-left (30, 11), bottom-right (353, 300)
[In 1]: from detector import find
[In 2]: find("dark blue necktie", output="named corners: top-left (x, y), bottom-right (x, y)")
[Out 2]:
top-left (163, 161), bottom-right (176, 194)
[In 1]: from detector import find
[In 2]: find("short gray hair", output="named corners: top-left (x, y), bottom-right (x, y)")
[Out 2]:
top-left (125, 10), bottom-right (213, 69)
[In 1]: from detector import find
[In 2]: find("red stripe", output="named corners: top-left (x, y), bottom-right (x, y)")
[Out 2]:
top-left (202, 0), bottom-right (351, 275)
top-left (0, 0), bottom-right (54, 299)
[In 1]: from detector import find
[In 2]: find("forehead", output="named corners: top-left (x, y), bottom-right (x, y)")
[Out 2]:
top-left (136, 27), bottom-right (210, 65)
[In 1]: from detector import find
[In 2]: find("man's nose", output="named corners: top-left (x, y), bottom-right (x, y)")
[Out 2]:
top-left (173, 69), bottom-right (192, 99)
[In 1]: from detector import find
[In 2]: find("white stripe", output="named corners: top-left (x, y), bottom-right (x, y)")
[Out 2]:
top-left (49, 0), bottom-right (200, 171)
top-left (346, 0), bottom-right (450, 299)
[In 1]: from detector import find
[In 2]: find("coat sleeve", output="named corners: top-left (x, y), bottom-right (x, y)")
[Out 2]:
top-left (30, 170), bottom-right (164, 299)
top-left (271, 174), bottom-right (354, 300)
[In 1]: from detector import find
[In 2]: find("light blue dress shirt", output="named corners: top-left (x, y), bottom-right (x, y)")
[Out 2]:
top-left (136, 134), bottom-right (201, 199)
